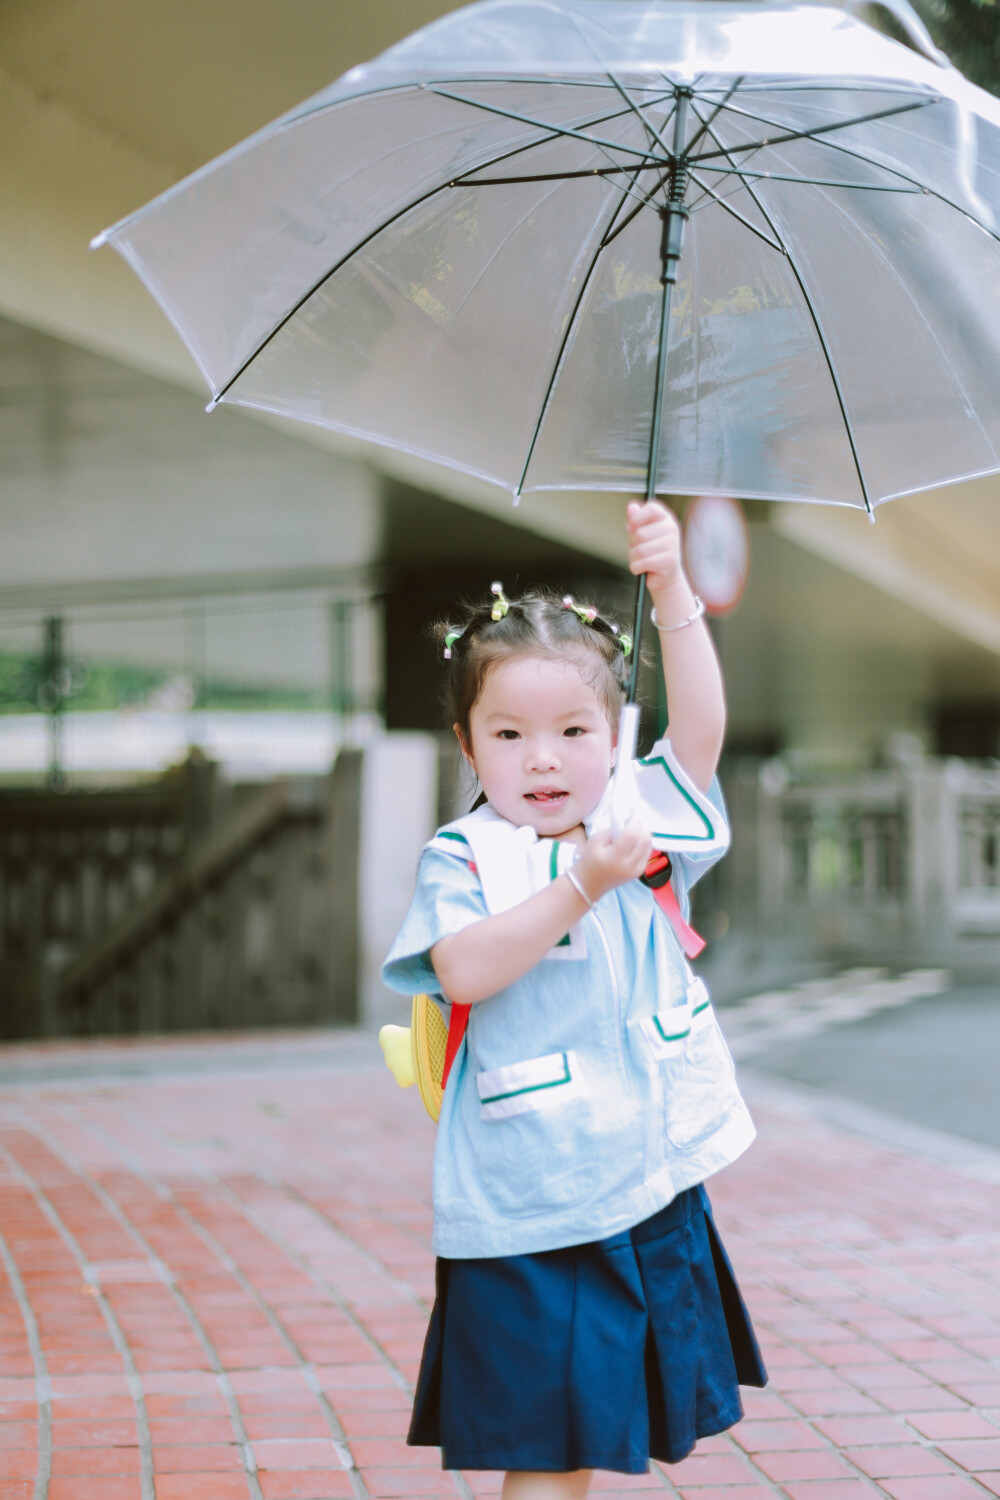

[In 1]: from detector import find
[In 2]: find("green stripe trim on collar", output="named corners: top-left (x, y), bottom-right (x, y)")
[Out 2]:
top-left (437, 830), bottom-right (469, 844)
top-left (638, 754), bottom-right (716, 843)
top-left (480, 1053), bottom-right (572, 1104)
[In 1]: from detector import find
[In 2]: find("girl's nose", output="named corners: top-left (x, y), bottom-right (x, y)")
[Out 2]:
top-left (526, 738), bottom-right (561, 771)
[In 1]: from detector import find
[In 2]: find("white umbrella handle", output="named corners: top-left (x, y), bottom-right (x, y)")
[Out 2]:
top-left (609, 702), bottom-right (647, 836)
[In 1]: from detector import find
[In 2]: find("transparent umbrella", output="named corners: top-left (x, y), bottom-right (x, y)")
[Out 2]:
top-left (94, 0), bottom-right (1000, 716)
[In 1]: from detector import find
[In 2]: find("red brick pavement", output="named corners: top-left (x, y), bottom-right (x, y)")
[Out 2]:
top-left (0, 1030), bottom-right (997, 1499)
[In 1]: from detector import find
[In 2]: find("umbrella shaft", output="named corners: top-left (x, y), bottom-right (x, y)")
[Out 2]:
top-left (629, 266), bottom-right (676, 703)
top-left (629, 89), bottom-right (691, 706)
top-left (659, 199), bottom-right (689, 285)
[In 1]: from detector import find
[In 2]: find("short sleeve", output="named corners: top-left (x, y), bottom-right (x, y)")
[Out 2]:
top-left (671, 771), bottom-right (729, 900)
top-left (381, 844), bottom-right (488, 996)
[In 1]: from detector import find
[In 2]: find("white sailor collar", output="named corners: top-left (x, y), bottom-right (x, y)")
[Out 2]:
top-left (427, 737), bottom-right (728, 919)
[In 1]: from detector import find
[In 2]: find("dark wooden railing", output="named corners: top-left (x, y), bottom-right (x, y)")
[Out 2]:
top-left (0, 750), bottom-right (360, 1038)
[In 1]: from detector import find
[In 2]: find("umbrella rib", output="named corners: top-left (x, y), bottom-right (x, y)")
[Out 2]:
top-left (210, 87), bottom-right (693, 404)
top-left (690, 102), bottom-right (875, 516)
top-left (603, 71), bottom-right (677, 159)
top-left (711, 90), bottom-right (932, 150)
top-left (700, 79), bottom-right (939, 96)
top-left (209, 122), bottom-right (642, 405)
top-left (428, 87), bottom-right (670, 165)
top-left (695, 164), bottom-right (920, 191)
top-left (767, 148), bottom-right (1000, 470)
top-left (96, 77), bottom-right (647, 249)
top-left (513, 157), bottom-right (655, 498)
top-left (683, 76), bottom-right (745, 157)
top-left (387, 175), bottom-right (579, 419)
top-left (453, 86), bottom-right (680, 205)
top-left (209, 85), bottom-right (692, 405)
top-left (600, 160), bottom-right (677, 248)
top-left (454, 162), bottom-right (657, 186)
top-left (699, 92), bottom-right (1000, 241)
top-left (451, 88), bottom-right (677, 201)
top-left (690, 95), bottom-right (934, 164)
top-left (432, 86), bottom-right (681, 204)
top-left (687, 170), bottom-right (784, 251)
top-left (283, 75), bottom-right (672, 132)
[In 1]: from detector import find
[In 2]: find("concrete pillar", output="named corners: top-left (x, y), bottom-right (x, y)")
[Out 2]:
top-left (357, 732), bottom-right (439, 1029)
top-left (904, 761), bottom-right (950, 961)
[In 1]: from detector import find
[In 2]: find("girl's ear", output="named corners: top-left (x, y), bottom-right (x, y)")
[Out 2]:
top-left (453, 723), bottom-right (475, 770)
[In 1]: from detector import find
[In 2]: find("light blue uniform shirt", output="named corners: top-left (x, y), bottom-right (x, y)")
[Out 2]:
top-left (382, 754), bottom-right (755, 1260)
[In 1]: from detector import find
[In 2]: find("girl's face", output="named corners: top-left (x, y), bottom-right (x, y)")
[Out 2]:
top-left (458, 654), bottom-right (616, 837)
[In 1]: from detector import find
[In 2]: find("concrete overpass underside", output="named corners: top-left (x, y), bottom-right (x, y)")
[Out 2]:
top-left (2, 0), bottom-right (999, 769)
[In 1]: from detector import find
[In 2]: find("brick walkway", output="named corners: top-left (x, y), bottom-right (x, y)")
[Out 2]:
top-left (0, 1031), bottom-right (998, 1500)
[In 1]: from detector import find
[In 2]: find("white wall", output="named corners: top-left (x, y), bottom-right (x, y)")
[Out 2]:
top-left (357, 734), bottom-right (440, 1029)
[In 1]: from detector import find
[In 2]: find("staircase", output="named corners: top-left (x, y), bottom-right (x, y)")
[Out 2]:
top-left (0, 749), bottom-right (361, 1038)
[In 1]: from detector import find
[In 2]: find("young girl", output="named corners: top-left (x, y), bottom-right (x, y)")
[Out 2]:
top-left (383, 501), bottom-right (766, 1499)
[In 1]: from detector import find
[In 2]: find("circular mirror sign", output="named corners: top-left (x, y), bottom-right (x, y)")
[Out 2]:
top-left (682, 495), bottom-right (749, 616)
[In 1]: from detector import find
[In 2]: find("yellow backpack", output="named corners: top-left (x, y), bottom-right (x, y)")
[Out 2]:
top-left (379, 995), bottom-right (453, 1123)
top-left (378, 851), bottom-right (709, 1122)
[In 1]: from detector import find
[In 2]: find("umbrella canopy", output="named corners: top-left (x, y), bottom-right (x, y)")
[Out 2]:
top-left (94, 0), bottom-right (1000, 523)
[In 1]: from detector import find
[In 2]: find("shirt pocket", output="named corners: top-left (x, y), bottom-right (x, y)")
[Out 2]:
top-left (475, 1050), bottom-right (597, 1215)
top-left (637, 981), bottom-right (739, 1151)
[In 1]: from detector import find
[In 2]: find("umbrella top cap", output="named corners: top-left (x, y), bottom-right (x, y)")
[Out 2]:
top-left (334, 0), bottom-right (951, 93)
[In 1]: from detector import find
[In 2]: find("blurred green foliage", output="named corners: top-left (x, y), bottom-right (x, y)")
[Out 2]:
top-left (0, 650), bottom-right (325, 715)
top-left (913, 0), bottom-right (1000, 95)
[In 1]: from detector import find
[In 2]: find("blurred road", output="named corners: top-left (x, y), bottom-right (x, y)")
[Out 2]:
top-left (722, 975), bottom-right (1000, 1151)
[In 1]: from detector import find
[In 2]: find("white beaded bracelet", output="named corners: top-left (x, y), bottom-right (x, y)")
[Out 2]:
top-left (650, 596), bottom-right (706, 633)
top-left (565, 868), bottom-right (595, 909)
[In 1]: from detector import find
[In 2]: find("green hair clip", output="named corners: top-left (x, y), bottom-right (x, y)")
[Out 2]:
top-left (563, 595), bottom-right (631, 656)
top-left (490, 581), bottom-right (509, 621)
top-left (443, 629), bottom-right (463, 661)
top-left (562, 593), bottom-right (598, 624)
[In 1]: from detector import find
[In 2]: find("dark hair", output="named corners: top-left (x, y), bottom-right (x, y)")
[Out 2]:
top-left (434, 588), bottom-right (630, 746)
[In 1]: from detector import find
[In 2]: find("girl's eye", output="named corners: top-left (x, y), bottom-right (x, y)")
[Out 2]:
top-left (498, 729), bottom-right (520, 741)
top-left (564, 726), bottom-right (585, 738)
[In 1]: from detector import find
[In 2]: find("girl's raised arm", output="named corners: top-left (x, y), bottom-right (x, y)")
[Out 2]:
top-left (626, 501), bottom-right (726, 792)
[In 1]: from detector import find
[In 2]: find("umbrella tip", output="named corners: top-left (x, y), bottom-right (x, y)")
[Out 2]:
top-left (867, 507), bottom-right (876, 525)
top-left (89, 230), bottom-right (108, 250)
top-left (205, 398), bottom-right (219, 414)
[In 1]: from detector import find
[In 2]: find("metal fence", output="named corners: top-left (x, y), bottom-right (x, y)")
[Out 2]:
top-left (0, 591), bottom-right (382, 784)
top-left (721, 755), bottom-right (1000, 967)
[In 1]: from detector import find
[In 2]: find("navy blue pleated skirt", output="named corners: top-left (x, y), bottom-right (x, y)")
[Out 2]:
top-left (409, 1186), bottom-right (766, 1473)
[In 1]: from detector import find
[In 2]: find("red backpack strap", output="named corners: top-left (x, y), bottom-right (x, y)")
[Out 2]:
top-left (441, 1004), bottom-right (471, 1089)
top-left (442, 853), bottom-right (704, 1092)
top-left (440, 855), bottom-right (477, 1089)
top-left (642, 852), bottom-right (707, 960)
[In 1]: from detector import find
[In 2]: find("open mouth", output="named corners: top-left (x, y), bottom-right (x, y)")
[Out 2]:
top-left (525, 788), bottom-right (568, 804)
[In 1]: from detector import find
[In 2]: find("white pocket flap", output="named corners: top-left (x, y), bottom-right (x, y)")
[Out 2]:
top-left (477, 1050), bottom-right (583, 1121)
top-left (640, 999), bottom-right (716, 1059)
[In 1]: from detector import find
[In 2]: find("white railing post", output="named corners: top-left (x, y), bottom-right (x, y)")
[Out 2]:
top-left (901, 760), bottom-right (947, 960)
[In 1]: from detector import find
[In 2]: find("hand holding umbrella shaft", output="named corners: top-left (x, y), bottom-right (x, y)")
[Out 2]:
top-left (431, 825), bottom-right (650, 1006)
top-left (627, 501), bottom-right (726, 791)
top-left (573, 824), bottom-right (652, 902)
